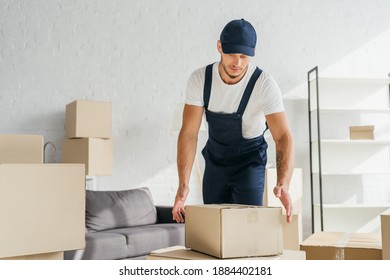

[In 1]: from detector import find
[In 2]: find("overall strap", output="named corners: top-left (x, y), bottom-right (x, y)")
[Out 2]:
top-left (236, 67), bottom-right (262, 116)
top-left (263, 121), bottom-right (269, 134)
top-left (203, 64), bottom-right (214, 110)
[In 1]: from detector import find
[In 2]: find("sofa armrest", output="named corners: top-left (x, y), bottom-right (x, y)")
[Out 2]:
top-left (156, 205), bottom-right (181, 224)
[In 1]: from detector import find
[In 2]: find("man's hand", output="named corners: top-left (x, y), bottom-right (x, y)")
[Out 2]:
top-left (172, 187), bottom-right (189, 223)
top-left (273, 185), bottom-right (292, 223)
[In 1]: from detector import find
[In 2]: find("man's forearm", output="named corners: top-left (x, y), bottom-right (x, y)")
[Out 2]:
top-left (176, 130), bottom-right (198, 196)
top-left (275, 132), bottom-right (294, 189)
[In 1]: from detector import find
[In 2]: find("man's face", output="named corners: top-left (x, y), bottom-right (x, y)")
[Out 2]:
top-left (217, 41), bottom-right (252, 81)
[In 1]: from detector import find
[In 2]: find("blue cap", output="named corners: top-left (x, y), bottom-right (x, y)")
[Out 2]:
top-left (220, 19), bottom-right (257, 56)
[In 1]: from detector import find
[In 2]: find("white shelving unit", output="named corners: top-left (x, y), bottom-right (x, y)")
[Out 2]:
top-left (308, 66), bottom-right (390, 233)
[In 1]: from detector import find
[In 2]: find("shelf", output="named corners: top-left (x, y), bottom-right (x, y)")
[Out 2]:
top-left (310, 108), bottom-right (390, 113)
top-left (311, 140), bottom-right (390, 174)
top-left (309, 76), bottom-right (390, 85)
top-left (309, 75), bottom-right (389, 109)
top-left (312, 139), bottom-right (390, 145)
top-left (313, 204), bottom-right (389, 233)
top-left (315, 203), bottom-right (390, 209)
top-left (312, 171), bottom-right (390, 175)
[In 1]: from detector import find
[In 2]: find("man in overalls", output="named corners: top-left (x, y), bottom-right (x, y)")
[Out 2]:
top-left (173, 19), bottom-right (294, 223)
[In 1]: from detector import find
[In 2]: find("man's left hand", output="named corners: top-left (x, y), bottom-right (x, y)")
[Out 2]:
top-left (273, 185), bottom-right (292, 223)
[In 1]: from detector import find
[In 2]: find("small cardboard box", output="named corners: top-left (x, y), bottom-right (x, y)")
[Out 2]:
top-left (0, 164), bottom-right (85, 259)
top-left (300, 232), bottom-right (382, 260)
top-left (264, 168), bottom-right (303, 213)
top-left (381, 209), bottom-right (390, 260)
top-left (0, 134), bottom-right (44, 163)
top-left (185, 204), bottom-right (283, 259)
top-left (349, 125), bottom-right (374, 140)
top-left (147, 246), bottom-right (305, 260)
top-left (66, 99), bottom-right (112, 139)
top-left (62, 138), bottom-right (113, 176)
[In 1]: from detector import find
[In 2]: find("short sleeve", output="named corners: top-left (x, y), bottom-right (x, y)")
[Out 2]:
top-left (261, 75), bottom-right (285, 115)
top-left (185, 68), bottom-right (205, 107)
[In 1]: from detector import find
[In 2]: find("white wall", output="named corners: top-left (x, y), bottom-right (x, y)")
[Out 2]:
top-left (1, 0), bottom-right (390, 238)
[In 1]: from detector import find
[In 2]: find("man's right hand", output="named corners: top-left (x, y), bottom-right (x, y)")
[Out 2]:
top-left (273, 184), bottom-right (292, 223)
top-left (172, 187), bottom-right (189, 223)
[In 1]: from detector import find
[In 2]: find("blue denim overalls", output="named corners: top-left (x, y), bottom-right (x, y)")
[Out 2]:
top-left (201, 63), bottom-right (268, 206)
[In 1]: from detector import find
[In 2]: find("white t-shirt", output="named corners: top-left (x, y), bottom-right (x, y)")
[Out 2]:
top-left (185, 62), bottom-right (285, 139)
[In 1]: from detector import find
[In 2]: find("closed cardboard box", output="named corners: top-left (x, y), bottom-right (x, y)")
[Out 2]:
top-left (349, 125), bottom-right (374, 140)
top-left (66, 99), bottom-right (112, 139)
top-left (381, 209), bottom-right (390, 260)
top-left (62, 138), bottom-right (113, 176)
top-left (0, 134), bottom-right (44, 163)
top-left (0, 164), bottom-right (85, 259)
top-left (282, 212), bottom-right (302, 251)
top-left (264, 168), bottom-right (303, 213)
top-left (185, 204), bottom-right (283, 259)
top-left (147, 246), bottom-right (305, 260)
top-left (300, 232), bottom-right (382, 260)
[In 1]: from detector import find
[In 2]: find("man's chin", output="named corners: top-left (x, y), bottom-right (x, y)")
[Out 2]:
top-left (227, 71), bottom-right (242, 79)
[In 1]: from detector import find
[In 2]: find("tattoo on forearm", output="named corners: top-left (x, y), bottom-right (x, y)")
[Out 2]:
top-left (276, 151), bottom-right (283, 169)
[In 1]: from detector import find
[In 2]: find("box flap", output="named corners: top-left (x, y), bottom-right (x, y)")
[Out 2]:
top-left (150, 246), bottom-right (217, 260)
top-left (301, 232), bottom-right (348, 247)
top-left (381, 208), bottom-right (390, 217)
top-left (189, 204), bottom-right (274, 210)
top-left (345, 233), bottom-right (382, 249)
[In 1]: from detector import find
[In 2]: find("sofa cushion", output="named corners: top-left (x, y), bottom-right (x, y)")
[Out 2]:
top-left (86, 187), bottom-right (157, 232)
top-left (65, 232), bottom-right (128, 260)
top-left (105, 223), bottom-right (185, 258)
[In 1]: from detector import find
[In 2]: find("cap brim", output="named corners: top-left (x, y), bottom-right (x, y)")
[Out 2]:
top-left (222, 43), bottom-right (255, 56)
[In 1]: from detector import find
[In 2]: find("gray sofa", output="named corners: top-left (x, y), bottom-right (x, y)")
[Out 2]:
top-left (64, 187), bottom-right (184, 260)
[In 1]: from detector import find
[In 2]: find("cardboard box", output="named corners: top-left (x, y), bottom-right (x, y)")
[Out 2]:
top-left (381, 209), bottom-right (390, 260)
top-left (0, 164), bottom-right (85, 259)
top-left (349, 125), bottom-right (374, 140)
top-left (300, 232), bottom-right (382, 260)
top-left (147, 246), bottom-right (305, 260)
top-left (264, 168), bottom-right (303, 213)
top-left (0, 251), bottom-right (64, 260)
top-left (185, 204), bottom-right (283, 259)
top-left (66, 99), bottom-right (112, 139)
top-left (0, 134), bottom-right (44, 163)
top-left (62, 138), bottom-right (113, 176)
top-left (283, 212), bottom-right (302, 251)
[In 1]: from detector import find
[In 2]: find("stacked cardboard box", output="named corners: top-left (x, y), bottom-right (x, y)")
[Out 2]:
top-left (300, 232), bottom-right (382, 260)
top-left (0, 134), bottom-right (85, 260)
top-left (0, 164), bottom-right (85, 259)
top-left (264, 168), bottom-right (303, 250)
top-left (62, 100), bottom-right (113, 176)
top-left (0, 134), bottom-right (44, 163)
